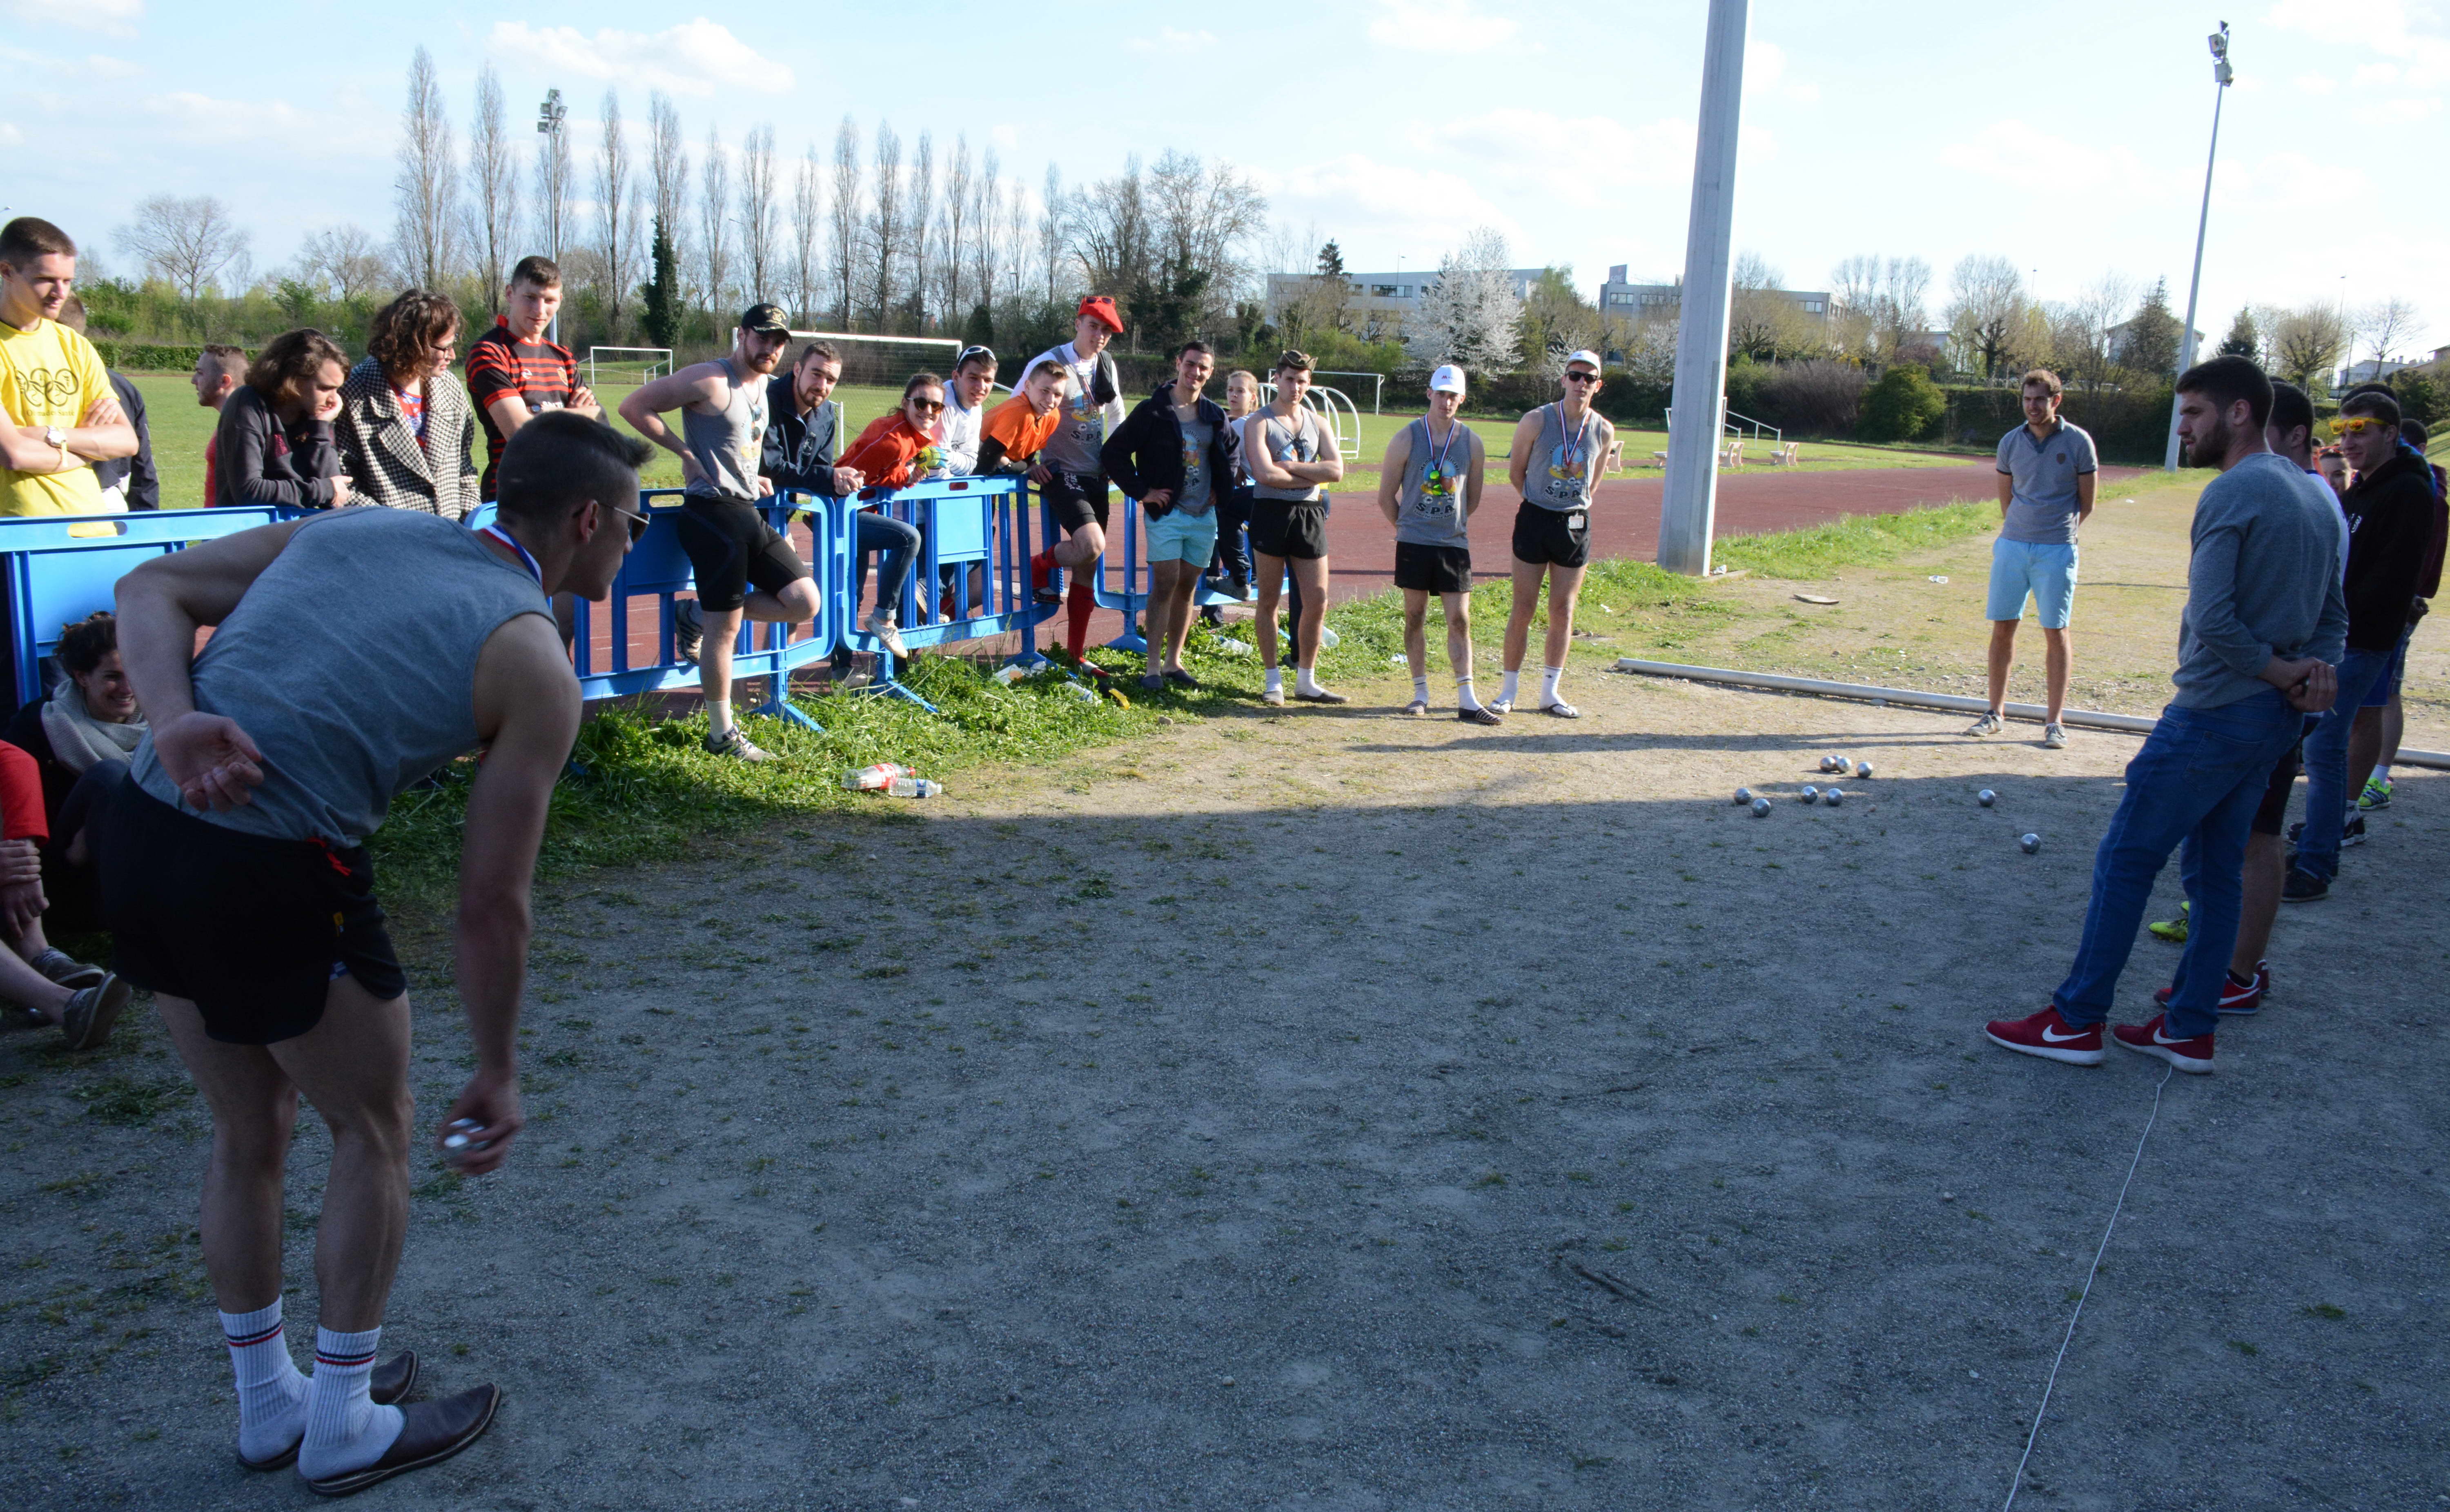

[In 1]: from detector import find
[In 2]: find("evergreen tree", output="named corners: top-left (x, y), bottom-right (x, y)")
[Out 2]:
top-left (2120, 278), bottom-right (2183, 380)
top-left (639, 215), bottom-right (682, 350)
top-left (1315, 240), bottom-right (1345, 279)
top-left (2217, 307), bottom-right (2260, 362)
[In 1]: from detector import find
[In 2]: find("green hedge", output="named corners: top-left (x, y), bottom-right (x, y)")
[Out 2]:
top-left (93, 341), bottom-right (246, 373)
top-left (1939, 383), bottom-right (2176, 465)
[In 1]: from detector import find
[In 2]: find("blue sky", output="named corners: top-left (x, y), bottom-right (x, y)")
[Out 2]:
top-left (2, 0), bottom-right (2440, 352)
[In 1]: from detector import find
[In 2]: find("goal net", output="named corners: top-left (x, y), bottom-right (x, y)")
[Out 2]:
top-left (788, 331), bottom-right (965, 387)
top-left (586, 347), bottom-right (674, 387)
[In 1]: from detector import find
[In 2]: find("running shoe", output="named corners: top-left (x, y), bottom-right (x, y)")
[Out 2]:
top-left (864, 611), bottom-right (909, 661)
top-left (1965, 711), bottom-right (2004, 736)
top-left (2041, 722), bottom-right (2068, 749)
top-left (2153, 961), bottom-right (2267, 1016)
top-left (60, 974), bottom-right (131, 1052)
top-left (2280, 866), bottom-right (2329, 903)
top-left (1457, 705), bottom-right (1503, 726)
top-left (2358, 776), bottom-right (2392, 811)
top-left (703, 727), bottom-right (772, 763)
top-left (2112, 1014), bottom-right (2215, 1074)
top-left (2147, 902), bottom-right (2190, 943)
top-left (1031, 558), bottom-right (1062, 604)
top-left (672, 598), bottom-right (704, 663)
top-left (1983, 1005), bottom-right (2105, 1066)
top-left (2341, 814), bottom-right (2366, 847)
top-left (30, 948), bottom-right (106, 990)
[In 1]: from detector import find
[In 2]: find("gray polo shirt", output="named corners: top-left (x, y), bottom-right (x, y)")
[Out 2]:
top-left (1995, 418), bottom-right (2099, 545)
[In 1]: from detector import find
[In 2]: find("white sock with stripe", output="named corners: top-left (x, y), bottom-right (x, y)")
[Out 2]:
top-left (1411, 675), bottom-right (1430, 705)
top-left (219, 1299), bottom-right (308, 1463)
top-left (300, 1325), bottom-right (403, 1481)
top-left (1457, 676), bottom-right (1482, 712)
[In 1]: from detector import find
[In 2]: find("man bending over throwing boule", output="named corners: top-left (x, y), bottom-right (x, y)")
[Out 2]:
top-left (1497, 349), bottom-right (1614, 718)
top-left (619, 303), bottom-right (813, 762)
top-left (1378, 364), bottom-right (1496, 723)
top-left (100, 410), bottom-right (650, 1492)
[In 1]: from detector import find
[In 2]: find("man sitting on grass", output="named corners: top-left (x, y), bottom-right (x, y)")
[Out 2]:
top-left (1987, 356), bottom-right (2341, 1076)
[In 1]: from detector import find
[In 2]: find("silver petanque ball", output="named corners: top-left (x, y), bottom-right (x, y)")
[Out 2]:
top-left (1978, 789), bottom-right (1998, 807)
top-left (1800, 785), bottom-right (1819, 803)
top-left (1824, 787), bottom-right (1845, 806)
top-left (1856, 761), bottom-right (1874, 779)
top-left (2019, 833), bottom-right (2041, 854)
top-left (1734, 787), bottom-right (1753, 805)
top-left (1751, 797), bottom-right (1772, 817)
top-left (1817, 755), bottom-right (1838, 773)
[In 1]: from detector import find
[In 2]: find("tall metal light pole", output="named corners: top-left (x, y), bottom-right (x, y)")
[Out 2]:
top-left (1658, 0), bottom-right (1747, 576)
top-left (2163, 23), bottom-right (2233, 471)
top-left (535, 88), bottom-right (568, 346)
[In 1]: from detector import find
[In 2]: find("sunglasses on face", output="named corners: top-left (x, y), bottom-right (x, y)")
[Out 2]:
top-left (610, 503), bottom-right (650, 544)
top-left (2331, 416), bottom-right (2392, 437)
top-left (1563, 370), bottom-right (1599, 384)
top-left (909, 397), bottom-right (945, 414)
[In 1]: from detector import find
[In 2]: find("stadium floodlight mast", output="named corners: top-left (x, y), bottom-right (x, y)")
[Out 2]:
top-left (2163, 22), bottom-right (2234, 472)
top-left (1658, 0), bottom-right (1747, 576)
top-left (536, 87), bottom-right (568, 345)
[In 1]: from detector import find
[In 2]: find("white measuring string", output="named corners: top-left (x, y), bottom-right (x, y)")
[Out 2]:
top-left (2000, 1063), bottom-right (2176, 1512)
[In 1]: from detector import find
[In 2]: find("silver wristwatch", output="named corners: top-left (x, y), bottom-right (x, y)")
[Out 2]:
top-left (42, 426), bottom-right (66, 462)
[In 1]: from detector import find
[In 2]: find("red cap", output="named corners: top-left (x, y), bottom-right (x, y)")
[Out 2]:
top-left (1078, 295), bottom-right (1124, 334)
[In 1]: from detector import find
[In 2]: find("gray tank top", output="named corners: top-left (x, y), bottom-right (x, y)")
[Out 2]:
top-left (1527, 403), bottom-right (1598, 511)
top-left (1250, 407), bottom-right (1325, 504)
top-left (682, 359), bottom-right (768, 501)
top-left (1395, 418), bottom-right (1474, 549)
top-left (130, 509), bottom-right (555, 846)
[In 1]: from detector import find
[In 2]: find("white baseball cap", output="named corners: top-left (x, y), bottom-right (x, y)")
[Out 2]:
top-left (1565, 349), bottom-right (1604, 372)
top-left (1429, 364), bottom-right (1467, 394)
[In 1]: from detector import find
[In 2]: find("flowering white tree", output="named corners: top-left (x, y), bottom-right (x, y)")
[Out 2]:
top-left (1405, 227), bottom-right (1521, 374)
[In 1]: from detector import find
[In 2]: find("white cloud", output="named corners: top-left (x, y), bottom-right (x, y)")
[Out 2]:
top-left (1746, 41), bottom-right (1818, 104)
top-left (1125, 27), bottom-right (1216, 55)
top-left (83, 53), bottom-right (142, 80)
top-left (1250, 155), bottom-right (1519, 257)
top-left (2293, 73), bottom-right (2337, 94)
top-left (1367, 0), bottom-right (1518, 54)
top-left (138, 91), bottom-right (387, 166)
top-left (487, 19), bottom-right (791, 97)
top-left (0, 0), bottom-right (141, 38)
top-left (0, 122), bottom-right (21, 147)
top-left (1412, 109), bottom-right (1697, 202)
top-left (1938, 120), bottom-right (2176, 202)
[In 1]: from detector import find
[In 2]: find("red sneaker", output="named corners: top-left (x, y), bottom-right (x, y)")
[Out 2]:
top-left (2153, 961), bottom-right (2267, 1016)
top-left (1984, 1006), bottom-right (2105, 1066)
top-left (2112, 1014), bottom-right (2215, 1074)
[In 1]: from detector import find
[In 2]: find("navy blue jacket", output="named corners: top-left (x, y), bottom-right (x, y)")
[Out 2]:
top-left (759, 373), bottom-right (845, 496)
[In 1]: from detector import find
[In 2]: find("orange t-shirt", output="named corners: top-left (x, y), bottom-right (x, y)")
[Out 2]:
top-left (980, 394), bottom-right (1063, 464)
top-left (840, 413), bottom-right (937, 491)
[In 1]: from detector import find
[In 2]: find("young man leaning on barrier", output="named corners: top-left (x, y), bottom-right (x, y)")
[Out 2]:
top-left (1379, 365), bottom-right (1497, 723)
top-left (1988, 356), bottom-right (2342, 1076)
top-left (1024, 296), bottom-right (1129, 660)
top-left (620, 303), bottom-right (815, 762)
top-left (1967, 368), bottom-right (2098, 748)
top-left (1103, 341), bottom-right (1236, 694)
top-left (100, 410), bottom-right (651, 1492)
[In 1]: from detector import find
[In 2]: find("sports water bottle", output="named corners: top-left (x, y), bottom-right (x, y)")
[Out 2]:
top-left (841, 762), bottom-right (916, 792)
top-left (887, 776), bottom-right (941, 798)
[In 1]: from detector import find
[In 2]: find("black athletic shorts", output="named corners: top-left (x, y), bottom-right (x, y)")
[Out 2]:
top-left (96, 772), bottom-right (406, 1045)
top-left (677, 492), bottom-right (811, 612)
top-left (1248, 498), bottom-right (1330, 561)
top-left (1512, 502), bottom-right (1591, 569)
top-left (2252, 731), bottom-right (2311, 836)
top-left (1045, 470), bottom-right (1110, 534)
top-left (1394, 541), bottom-right (1472, 595)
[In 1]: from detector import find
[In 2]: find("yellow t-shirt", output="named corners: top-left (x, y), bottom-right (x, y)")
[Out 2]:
top-left (0, 318), bottom-right (111, 518)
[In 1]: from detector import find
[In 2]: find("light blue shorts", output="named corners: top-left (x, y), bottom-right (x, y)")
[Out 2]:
top-left (1986, 538), bottom-right (2077, 629)
top-left (1146, 505), bottom-right (1220, 565)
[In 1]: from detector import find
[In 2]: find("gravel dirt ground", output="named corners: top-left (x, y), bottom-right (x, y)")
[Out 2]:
top-left (4, 651), bottom-right (2443, 1510)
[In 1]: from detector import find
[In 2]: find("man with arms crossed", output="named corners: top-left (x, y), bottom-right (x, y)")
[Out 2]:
top-left (1103, 342), bottom-right (1234, 692)
top-left (1968, 369), bottom-right (2097, 748)
top-left (100, 410), bottom-right (650, 1491)
top-left (1496, 349), bottom-right (1615, 718)
top-left (1987, 357), bottom-right (2341, 1075)
top-left (0, 217), bottom-right (138, 519)
top-left (1243, 350), bottom-right (1347, 705)
top-left (1025, 297), bottom-right (1129, 659)
top-left (1379, 365), bottom-right (1497, 724)
top-left (620, 304), bottom-right (815, 761)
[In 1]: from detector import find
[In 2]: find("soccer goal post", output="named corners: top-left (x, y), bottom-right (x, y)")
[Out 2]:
top-left (788, 331), bottom-right (964, 387)
top-left (586, 347), bottom-right (675, 387)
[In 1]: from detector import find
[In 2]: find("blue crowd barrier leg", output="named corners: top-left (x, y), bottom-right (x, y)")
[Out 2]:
top-left (849, 648), bottom-right (941, 714)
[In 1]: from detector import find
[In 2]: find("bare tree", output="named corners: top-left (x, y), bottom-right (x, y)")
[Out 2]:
top-left (970, 147), bottom-right (1002, 320)
top-left (592, 90), bottom-right (639, 327)
top-left (1147, 151), bottom-right (1265, 314)
top-left (115, 194), bottom-right (250, 302)
top-left (791, 141), bottom-right (823, 322)
top-left (698, 122), bottom-right (733, 319)
top-left (1038, 165), bottom-right (1066, 303)
top-left (2355, 297), bottom-right (2423, 367)
top-left (294, 225), bottom-right (389, 302)
top-left (463, 65), bottom-right (521, 309)
top-left (866, 121), bottom-right (904, 329)
top-left (392, 46), bottom-right (460, 287)
top-left (1945, 254), bottom-right (2027, 380)
top-left (828, 116), bottom-right (862, 327)
top-left (1070, 156), bottom-right (1149, 301)
top-left (906, 130), bottom-right (935, 332)
top-left (2057, 271), bottom-right (2133, 392)
top-left (938, 134), bottom-right (971, 327)
top-left (1004, 182), bottom-right (1028, 304)
top-left (646, 93), bottom-right (691, 305)
top-left (1728, 251), bottom-right (1814, 361)
top-left (2272, 304), bottom-right (2351, 391)
top-left (739, 123), bottom-right (780, 304)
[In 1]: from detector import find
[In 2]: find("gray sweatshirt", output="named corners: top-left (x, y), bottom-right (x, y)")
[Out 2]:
top-left (2173, 451), bottom-right (2349, 709)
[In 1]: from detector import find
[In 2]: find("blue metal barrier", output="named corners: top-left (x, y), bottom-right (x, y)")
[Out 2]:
top-left (849, 475), bottom-right (1058, 709)
top-left (0, 507), bottom-right (286, 699)
top-left (1088, 487), bottom-right (1150, 653)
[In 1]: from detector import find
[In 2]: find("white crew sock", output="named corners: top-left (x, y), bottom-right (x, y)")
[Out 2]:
top-left (1295, 667), bottom-right (1327, 698)
top-left (1412, 675), bottom-right (1430, 705)
top-left (300, 1325), bottom-right (403, 1481)
top-left (1541, 665), bottom-right (1565, 706)
top-left (220, 1300), bottom-right (308, 1463)
top-left (1499, 670), bottom-right (1521, 706)
top-left (1263, 666), bottom-right (1284, 694)
top-left (1457, 676), bottom-right (1482, 712)
top-left (2375, 763), bottom-right (2392, 784)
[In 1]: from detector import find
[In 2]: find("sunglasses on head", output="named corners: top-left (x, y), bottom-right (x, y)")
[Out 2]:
top-left (1563, 369), bottom-right (1599, 384)
top-left (909, 397), bottom-right (945, 414)
top-left (956, 345), bottom-right (996, 369)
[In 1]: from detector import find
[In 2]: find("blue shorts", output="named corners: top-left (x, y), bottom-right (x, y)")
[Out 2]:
top-left (2362, 624), bottom-right (2413, 708)
top-left (1986, 538), bottom-right (2078, 629)
top-left (1145, 504), bottom-right (1219, 565)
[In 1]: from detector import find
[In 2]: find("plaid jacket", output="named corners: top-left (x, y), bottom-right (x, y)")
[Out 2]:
top-left (333, 357), bottom-right (481, 521)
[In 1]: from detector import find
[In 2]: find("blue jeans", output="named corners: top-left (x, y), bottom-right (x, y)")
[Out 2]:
top-left (851, 509), bottom-right (920, 618)
top-left (2051, 689), bottom-right (2302, 1039)
top-left (2294, 648), bottom-right (2391, 882)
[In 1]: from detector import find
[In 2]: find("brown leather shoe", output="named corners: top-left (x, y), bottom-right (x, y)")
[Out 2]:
top-left (304, 1383), bottom-right (499, 1496)
top-left (235, 1352), bottom-right (421, 1472)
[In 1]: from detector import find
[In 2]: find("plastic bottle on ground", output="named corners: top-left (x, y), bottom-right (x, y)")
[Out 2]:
top-left (841, 762), bottom-right (916, 792)
top-left (887, 776), bottom-right (941, 798)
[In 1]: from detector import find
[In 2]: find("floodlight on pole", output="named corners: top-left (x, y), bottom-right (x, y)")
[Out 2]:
top-left (1658, 0), bottom-right (1748, 576)
top-left (2163, 22), bottom-right (2232, 471)
top-left (536, 88), bottom-right (568, 345)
